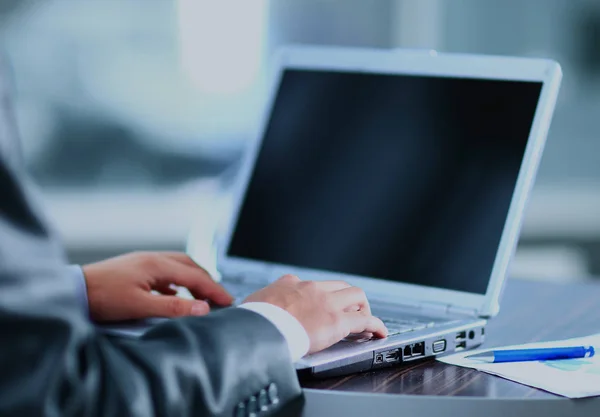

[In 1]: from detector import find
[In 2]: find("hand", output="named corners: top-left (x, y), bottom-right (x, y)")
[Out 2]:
top-left (243, 274), bottom-right (387, 354)
top-left (83, 252), bottom-right (234, 322)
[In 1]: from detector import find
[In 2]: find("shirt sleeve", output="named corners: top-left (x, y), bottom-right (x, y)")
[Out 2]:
top-left (68, 264), bottom-right (89, 317)
top-left (238, 302), bottom-right (310, 361)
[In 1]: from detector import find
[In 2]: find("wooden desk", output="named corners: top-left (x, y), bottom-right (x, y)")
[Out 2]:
top-left (301, 279), bottom-right (600, 397)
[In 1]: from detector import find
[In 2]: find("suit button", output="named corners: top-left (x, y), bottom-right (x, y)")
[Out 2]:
top-left (234, 402), bottom-right (245, 417)
top-left (268, 383), bottom-right (279, 405)
top-left (258, 389), bottom-right (269, 411)
top-left (247, 395), bottom-right (258, 417)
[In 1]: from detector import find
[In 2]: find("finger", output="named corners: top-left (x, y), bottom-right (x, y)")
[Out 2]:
top-left (329, 286), bottom-right (372, 315)
top-left (161, 252), bottom-right (219, 283)
top-left (143, 294), bottom-right (211, 318)
top-left (342, 313), bottom-right (388, 338)
top-left (155, 258), bottom-right (234, 306)
top-left (343, 331), bottom-right (374, 341)
top-left (153, 283), bottom-right (178, 296)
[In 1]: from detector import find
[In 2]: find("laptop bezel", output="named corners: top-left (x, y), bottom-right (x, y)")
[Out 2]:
top-left (214, 45), bottom-right (562, 318)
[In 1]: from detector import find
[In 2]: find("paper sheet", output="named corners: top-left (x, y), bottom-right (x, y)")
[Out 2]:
top-left (437, 333), bottom-right (600, 398)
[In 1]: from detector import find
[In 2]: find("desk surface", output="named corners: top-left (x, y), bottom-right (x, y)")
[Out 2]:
top-left (301, 279), bottom-right (600, 398)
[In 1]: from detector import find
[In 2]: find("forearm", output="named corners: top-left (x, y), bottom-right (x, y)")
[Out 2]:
top-left (124, 309), bottom-right (301, 416)
top-left (1, 301), bottom-right (301, 417)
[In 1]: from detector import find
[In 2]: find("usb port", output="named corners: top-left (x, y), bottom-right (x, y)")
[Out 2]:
top-left (456, 340), bottom-right (467, 351)
top-left (456, 331), bottom-right (467, 340)
top-left (384, 349), bottom-right (400, 363)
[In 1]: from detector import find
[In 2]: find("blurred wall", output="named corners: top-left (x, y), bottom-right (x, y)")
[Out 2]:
top-left (0, 0), bottom-right (599, 282)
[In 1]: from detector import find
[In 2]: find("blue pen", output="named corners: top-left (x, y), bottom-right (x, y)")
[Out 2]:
top-left (465, 346), bottom-right (595, 363)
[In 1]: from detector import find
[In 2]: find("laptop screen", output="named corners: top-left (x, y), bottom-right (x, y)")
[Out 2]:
top-left (227, 69), bottom-right (542, 295)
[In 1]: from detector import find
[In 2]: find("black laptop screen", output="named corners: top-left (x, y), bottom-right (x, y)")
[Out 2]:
top-left (227, 69), bottom-right (542, 294)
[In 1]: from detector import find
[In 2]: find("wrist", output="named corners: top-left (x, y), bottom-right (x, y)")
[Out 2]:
top-left (239, 302), bottom-right (310, 361)
top-left (80, 264), bottom-right (103, 321)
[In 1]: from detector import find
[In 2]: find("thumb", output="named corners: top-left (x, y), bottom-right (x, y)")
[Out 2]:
top-left (144, 294), bottom-right (211, 318)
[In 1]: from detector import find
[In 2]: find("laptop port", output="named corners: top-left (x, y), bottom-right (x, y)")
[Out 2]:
top-left (432, 339), bottom-right (446, 353)
top-left (411, 342), bottom-right (425, 357)
top-left (383, 349), bottom-right (400, 363)
top-left (456, 331), bottom-right (467, 341)
top-left (403, 345), bottom-right (412, 358)
top-left (456, 340), bottom-right (467, 351)
top-left (375, 353), bottom-right (383, 364)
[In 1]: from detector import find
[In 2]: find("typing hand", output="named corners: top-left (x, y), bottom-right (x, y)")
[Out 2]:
top-left (83, 252), bottom-right (233, 322)
top-left (243, 274), bottom-right (388, 354)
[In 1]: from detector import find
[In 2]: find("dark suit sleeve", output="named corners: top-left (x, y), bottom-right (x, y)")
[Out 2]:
top-left (0, 66), bottom-right (302, 416)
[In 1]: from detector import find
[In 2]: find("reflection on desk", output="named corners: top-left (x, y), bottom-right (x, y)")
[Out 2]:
top-left (301, 279), bottom-right (600, 398)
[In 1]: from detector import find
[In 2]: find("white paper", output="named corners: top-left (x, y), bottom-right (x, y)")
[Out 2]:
top-left (437, 333), bottom-right (600, 398)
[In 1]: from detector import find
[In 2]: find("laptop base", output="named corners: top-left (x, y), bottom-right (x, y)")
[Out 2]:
top-left (297, 320), bottom-right (486, 378)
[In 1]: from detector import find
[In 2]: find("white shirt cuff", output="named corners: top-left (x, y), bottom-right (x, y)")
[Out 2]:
top-left (238, 302), bottom-right (310, 362)
top-left (69, 264), bottom-right (89, 317)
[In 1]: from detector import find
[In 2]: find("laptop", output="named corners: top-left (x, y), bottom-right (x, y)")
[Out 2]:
top-left (100, 45), bottom-right (561, 378)
top-left (211, 46), bottom-right (562, 378)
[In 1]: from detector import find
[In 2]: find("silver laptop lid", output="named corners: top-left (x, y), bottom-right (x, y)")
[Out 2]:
top-left (215, 46), bottom-right (562, 318)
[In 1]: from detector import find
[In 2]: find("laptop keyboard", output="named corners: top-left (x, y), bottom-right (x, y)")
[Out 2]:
top-left (342, 315), bottom-right (448, 342)
top-left (380, 316), bottom-right (436, 335)
top-left (222, 281), bottom-right (451, 341)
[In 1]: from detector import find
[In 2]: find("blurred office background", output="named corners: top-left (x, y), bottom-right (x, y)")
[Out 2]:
top-left (1, 0), bottom-right (600, 282)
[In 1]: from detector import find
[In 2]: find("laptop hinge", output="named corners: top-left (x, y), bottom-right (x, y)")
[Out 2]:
top-left (420, 301), bottom-right (479, 318)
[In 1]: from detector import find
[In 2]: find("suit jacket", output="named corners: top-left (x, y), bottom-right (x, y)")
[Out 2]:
top-left (0, 61), bottom-right (302, 416)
